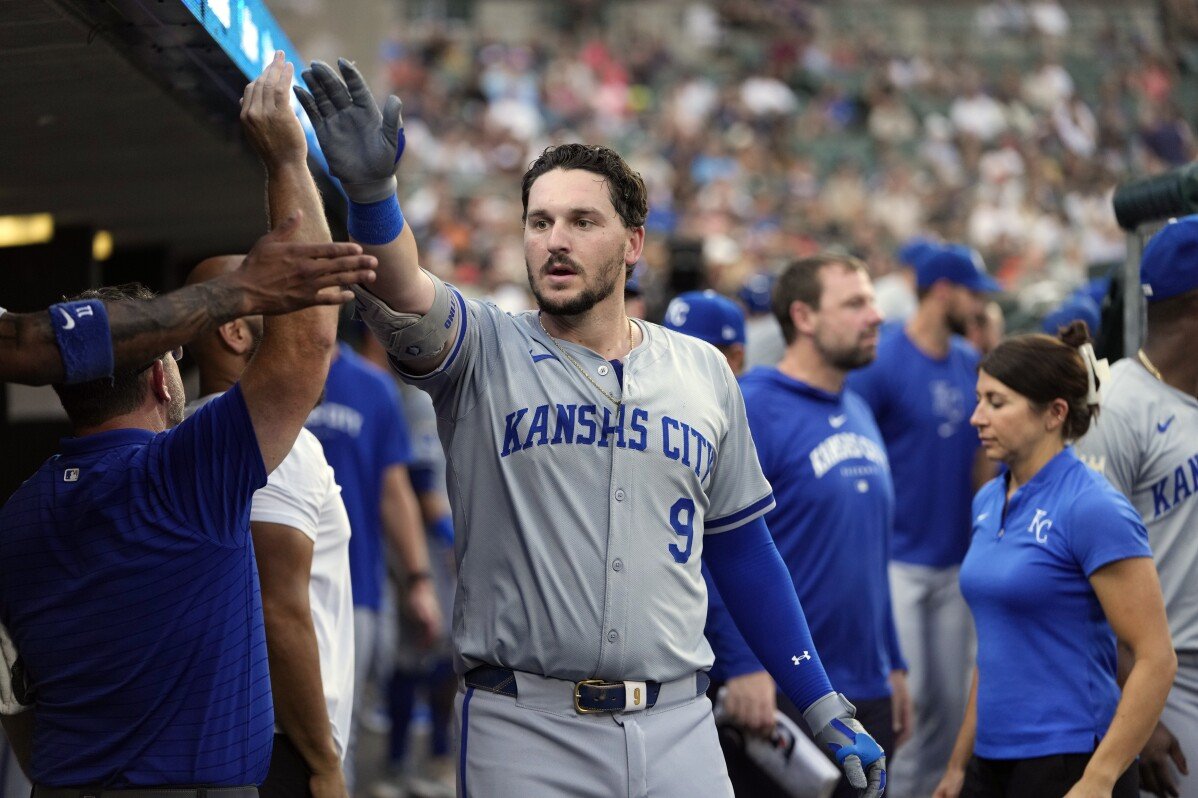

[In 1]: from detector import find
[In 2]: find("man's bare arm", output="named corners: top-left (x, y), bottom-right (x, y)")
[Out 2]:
top-left (380, 463), bottom-right (441, 645)
top-left (0, 248), bottom-right (374, 388)
top-left (252, 521), bottom-right (346, 798)
top-left (236, 52), bottom-right (375, 473)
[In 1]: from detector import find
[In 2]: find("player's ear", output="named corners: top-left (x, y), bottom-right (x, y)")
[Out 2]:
top-left (149, 360), bottom-right (170, 404)
top-left (218, 319), bottom-right (253, 356)
top-left (789, 300), bottom-right (816, 337)
top-left (624, 225), bottom-right (645, 266)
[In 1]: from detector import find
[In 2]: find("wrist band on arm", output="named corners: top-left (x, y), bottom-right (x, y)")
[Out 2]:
top-left (49, 300), bottom-right (114, 384)
top-left (348, 194), bottom-right (406, 245)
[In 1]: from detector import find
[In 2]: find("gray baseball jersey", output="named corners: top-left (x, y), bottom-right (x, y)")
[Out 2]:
top-left (1075, 358), bottom-right (1198, 650)
top-left (398, 286), bottom-right (775, 683)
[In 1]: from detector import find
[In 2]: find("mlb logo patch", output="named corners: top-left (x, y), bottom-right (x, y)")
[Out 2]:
top-left (63, 468), bottom-right (79, 482)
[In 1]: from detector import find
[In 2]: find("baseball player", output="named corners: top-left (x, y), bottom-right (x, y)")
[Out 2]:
top-left (294, 58), bottom-right (886, 797)
top-left (0, 233), bottom-right (375, 387)
top-left (1075, 215), bottom-right (1198, 798)
top-left (696, 258), bottom-right (911, 798)
top-left (844, 243), bottom-right (997, 798)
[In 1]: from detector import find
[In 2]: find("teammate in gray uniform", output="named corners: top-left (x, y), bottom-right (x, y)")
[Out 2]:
top-left (294, 58), bottom-right (887, 798)
top-left (1076, 215), bottom-right (1198, 798)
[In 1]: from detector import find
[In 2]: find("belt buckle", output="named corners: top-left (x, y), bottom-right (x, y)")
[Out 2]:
top-left (573, 678), bottom-right (606, 714)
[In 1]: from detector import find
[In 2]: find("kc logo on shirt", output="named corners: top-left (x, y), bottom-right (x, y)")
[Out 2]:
top-left (1028, 509), bottom-right (1053, 543)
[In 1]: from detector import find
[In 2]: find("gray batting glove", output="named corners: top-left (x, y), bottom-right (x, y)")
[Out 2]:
top-left (294, 58), bottom-right (405, 204)
top-left (805, 692), bottom-right (887, 798)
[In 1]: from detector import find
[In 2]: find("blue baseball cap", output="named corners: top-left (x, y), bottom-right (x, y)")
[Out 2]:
top-left (1141, 215), bottom-right (1198, 303)
top-left (663, 290), bottom-right (746, 346)
top-left (897, 236), bottom-right (939, 270)
top-left (737, 272), bottom-right (775, 315)
top-left (1041, 295), bottom-right (1101, 336)
top-left (916, 244), bottom-right (1000, 293)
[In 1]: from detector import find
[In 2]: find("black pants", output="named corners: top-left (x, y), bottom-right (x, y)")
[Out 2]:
top-left (258, 735), bottom-right (312, 798)
top-left (962, 752), bottom-right (1138, 798)
top-left (708, 679), bottom-right (895, 798)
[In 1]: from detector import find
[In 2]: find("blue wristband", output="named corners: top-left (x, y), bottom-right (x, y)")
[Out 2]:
top-left (49, 300), bottom-right (114, 384)
top-left (348, 195), bottom-right (405, 245)
top-left (431, 514), bottom-right (455, 545)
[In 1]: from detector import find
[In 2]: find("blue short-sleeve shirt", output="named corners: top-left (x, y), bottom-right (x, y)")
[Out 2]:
top-left (960, 447), bottom-right (1151, 759)
top-left (845, 323), bottom-right (981, 567)
top-left (0, 385), bottom-right (273, 787)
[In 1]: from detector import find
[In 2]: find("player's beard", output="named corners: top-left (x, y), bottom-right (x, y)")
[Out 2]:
top-left (528, 251), bottom-right (624, 317)
top-left (816, 331), bottom-right (878, 371)
top-left (946, 307), bottom-right (970, 337)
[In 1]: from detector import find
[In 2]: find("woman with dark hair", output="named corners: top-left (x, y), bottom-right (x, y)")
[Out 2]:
top-left (933, 322), bottom-right (1176, 798)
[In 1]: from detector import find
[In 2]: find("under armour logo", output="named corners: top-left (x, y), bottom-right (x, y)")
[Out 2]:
top-left (792, 651), bottom-right (812, 666)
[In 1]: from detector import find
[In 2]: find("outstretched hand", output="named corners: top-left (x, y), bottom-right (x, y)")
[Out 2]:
top-left (225, 211), bottom-right (378, 315)
top-left (241, 50), bottom-right (307, 170)
top-left (295, 58), bottom-right (405, 203)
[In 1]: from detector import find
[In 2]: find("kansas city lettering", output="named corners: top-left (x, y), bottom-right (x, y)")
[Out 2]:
top-left (809, 432), bottom-right (888, 478)
top-left (1150, 453), bottom-right (1198, 518)
top-left (500, 404), bottom-right (717, 479)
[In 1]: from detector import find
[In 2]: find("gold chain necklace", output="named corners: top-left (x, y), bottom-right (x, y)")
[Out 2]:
top-left (537, 314), bottom-right (634, 409)
top-left (1138, 349), bottom-right (1163, 381)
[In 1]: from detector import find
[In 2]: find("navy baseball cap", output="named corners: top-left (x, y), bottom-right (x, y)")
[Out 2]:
top-left (916, 244), bottom-right (1000, 293)
top-left (664, 290), bottom-right (746, 346)
top-left (1041, 295), bottom-right (1101, 336)
top-left (1141, 215), bottom-right (1198, 302)
top-left (737, 273), bottom-right (775, 315)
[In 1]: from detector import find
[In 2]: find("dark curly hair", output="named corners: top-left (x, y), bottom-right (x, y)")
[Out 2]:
top-left (520, 144), bottom-right (648, 231)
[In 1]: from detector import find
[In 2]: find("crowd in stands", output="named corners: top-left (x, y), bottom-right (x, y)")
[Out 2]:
top-left (377, 0), bottom-right (1195, 325)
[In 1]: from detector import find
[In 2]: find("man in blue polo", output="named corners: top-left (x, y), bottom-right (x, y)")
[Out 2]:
top-left (0, 52), bottom-right (375, 794)
top-left (845, 242), bottom-right (997, 798)
top-left (693, 258), bottom-right (910, 797)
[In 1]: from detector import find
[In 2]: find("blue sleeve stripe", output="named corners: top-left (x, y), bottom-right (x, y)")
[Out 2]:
top-left (399, 288), bottom-right (469, 382)
top-left (706, 493), bottom-right (776, 533)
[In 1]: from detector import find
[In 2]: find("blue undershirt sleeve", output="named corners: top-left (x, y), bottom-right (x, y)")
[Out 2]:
top-left (703, 516), bottom-right (834, 711)
top-left (702, 565), bottom-right (764, 680)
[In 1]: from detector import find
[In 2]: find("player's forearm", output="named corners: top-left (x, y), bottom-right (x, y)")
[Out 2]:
top-left (354, 221), bottom-right (433, 315)
top-left (1084, 647), bottom-right (1176, 788)
top-left (0, 310), bottom-right (65, 384)
top-left (0, 280), bottom-right (251, 386)
top-left (704, 519), bottom-right (834, 712)
top-left (261, 600), bottom-right (342, 773)
top-left (944, 668), bottom-right (978, 773)
top-left (255, 161), bottom-right (339, 385)
top-left (381, 466), bottom-right (431, 575)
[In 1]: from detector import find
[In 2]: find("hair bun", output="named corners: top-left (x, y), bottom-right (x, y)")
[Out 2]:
top-left (1057, 319), bottom-right (1093, 349)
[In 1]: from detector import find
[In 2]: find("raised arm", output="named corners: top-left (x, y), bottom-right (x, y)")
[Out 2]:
top-left (296, 59), bottom-right (457, 376)
top-left (0, 242), bottom-right (375, 387)
top-left (237, 51), bottom-right (376, 473)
